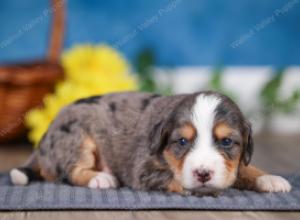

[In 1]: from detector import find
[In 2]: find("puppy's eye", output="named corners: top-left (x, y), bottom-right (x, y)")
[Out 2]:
top-left (178, 138), bottom-right (188, 146)
top-left (220, 138), bottom-right (233, 148)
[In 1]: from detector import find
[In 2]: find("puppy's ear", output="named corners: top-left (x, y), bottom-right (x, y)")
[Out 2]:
top-left (149, 120), bottom-right (170, 155)
top-left (242, 121), bottom-right (254, 166)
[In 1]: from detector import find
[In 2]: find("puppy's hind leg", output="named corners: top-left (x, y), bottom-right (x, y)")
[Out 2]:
top-left (10, 151), bottom-right (42, 185)
top-left (69, 137), bottom-right (118, 189)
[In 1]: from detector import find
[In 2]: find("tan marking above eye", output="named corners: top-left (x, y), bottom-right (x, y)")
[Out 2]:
top-left (179, 123), bottom-right (196, 141)
top-left (214, 122), bottom-right (235, 140)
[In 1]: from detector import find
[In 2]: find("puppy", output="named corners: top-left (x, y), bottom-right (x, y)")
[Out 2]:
top-left (10, 91), bottom-right (291, 195)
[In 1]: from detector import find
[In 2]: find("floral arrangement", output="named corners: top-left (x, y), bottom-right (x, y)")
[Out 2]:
top-left (26, 44), bottom-right (137, 145)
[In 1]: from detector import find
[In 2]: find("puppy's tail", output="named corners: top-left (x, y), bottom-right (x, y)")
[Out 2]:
top-left (10, 151), bottom-right (41, 186)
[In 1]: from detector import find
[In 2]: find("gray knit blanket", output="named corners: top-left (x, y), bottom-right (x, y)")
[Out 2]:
top-left (0, 173), bottom-right (299, 211)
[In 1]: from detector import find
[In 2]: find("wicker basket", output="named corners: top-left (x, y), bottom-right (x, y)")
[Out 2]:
top-left (0, 0), bottom-right (65, 143)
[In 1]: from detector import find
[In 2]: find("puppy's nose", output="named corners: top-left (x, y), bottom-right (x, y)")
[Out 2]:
top-left (193, 169), bottom-right (213, 183)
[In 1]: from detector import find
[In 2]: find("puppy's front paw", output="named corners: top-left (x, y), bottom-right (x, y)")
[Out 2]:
top-left (88, 172), bottom-right (119, 189)
top-left (256, 175), bottom-right (291, 193)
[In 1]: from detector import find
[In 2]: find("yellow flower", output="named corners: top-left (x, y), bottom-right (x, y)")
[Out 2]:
top-left (62, 44), bottom-right (129, 82)
top-left (26, 44), bottom-right (137, 146)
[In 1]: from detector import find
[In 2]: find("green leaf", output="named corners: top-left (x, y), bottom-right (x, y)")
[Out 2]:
top-left (259, 68), bottom-right (300, 116)
top-left (136, 48), bottom-right (155, 76)
top-left (208, 66), bottom-right (236, 101)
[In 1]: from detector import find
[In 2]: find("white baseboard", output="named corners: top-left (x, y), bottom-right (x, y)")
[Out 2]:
top-left (154, 66), bottom-right (300, 134)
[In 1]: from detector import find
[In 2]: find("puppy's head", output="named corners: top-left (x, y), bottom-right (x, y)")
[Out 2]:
top-left (150, 92), bottom-right (253, 193)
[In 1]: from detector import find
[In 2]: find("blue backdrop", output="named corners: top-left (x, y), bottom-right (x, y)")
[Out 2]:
top-left (0, 0), bottom-right (299, 66)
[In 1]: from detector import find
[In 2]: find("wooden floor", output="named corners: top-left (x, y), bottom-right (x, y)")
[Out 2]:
top-left (1, 211), bottom-right (300, 220)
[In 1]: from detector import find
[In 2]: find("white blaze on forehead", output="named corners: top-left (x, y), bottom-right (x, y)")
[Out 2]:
top-left (182, 93), bottom-right (228, 189)
top-left (191, 94), bottom-right (221, 147)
